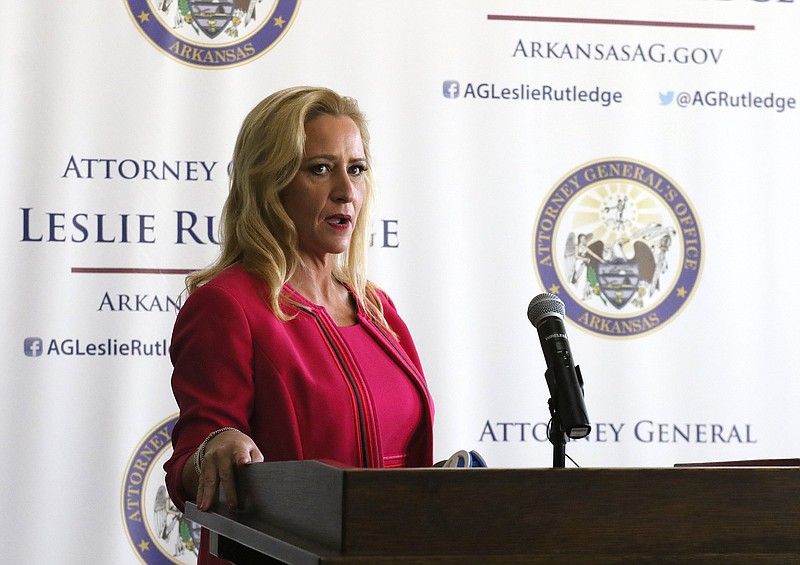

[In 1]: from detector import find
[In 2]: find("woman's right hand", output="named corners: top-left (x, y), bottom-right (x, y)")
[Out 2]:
top-left (187, 429), bottom-right (265, 511)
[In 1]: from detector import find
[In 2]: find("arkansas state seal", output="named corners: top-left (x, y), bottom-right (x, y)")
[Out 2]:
top-left (532, 158), bottom-right (703, 338)
top-left (125, 0), bottom-right (301, 68)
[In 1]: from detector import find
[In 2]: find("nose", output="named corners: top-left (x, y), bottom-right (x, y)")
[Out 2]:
top-left (331, 168), bottom-right (355, 202)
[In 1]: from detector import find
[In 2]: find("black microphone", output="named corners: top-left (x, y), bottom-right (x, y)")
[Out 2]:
top-left (527, 293), bottom-right (591, 440)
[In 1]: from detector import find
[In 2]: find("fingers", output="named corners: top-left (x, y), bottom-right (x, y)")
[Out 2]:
top-left (196, 452), bottom-right (239, 510)
top-left (232, 448), bottom-right (252, 466)
top-left (195, 459), bottom-right (221, 511)
top-left (217, 458), bottom-right (239, 509)
top-left (220, 447), bottom-right (265, 507)
top-left (251, 446), bottom-right (265, 463)
top-left (195, 431), bottom-right (262, 511)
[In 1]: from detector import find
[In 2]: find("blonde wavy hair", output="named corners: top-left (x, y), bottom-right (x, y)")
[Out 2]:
top-left (186, 86), bottom-right (390, 330)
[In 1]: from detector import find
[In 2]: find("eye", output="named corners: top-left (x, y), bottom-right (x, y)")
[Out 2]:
top-left (348, 164), bottom-right (368, 177)
top-left (309, 163), bottom-right (330, 175)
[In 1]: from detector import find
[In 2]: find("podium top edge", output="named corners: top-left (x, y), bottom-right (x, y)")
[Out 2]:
top-left (240, 459), bottom-right (800, 473)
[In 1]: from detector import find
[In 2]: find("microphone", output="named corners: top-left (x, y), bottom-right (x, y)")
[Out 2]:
top-left (527, 293), bottom-right (591, 440)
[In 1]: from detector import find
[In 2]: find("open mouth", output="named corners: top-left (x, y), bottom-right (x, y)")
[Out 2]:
top-left (325, 215), bottom-right (351, 226)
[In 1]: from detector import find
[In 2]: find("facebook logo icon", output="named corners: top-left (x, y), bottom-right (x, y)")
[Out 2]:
top-left (24, 337), bottom-right (43, 357)
top-left (442, 80), bottom-right (460, 98)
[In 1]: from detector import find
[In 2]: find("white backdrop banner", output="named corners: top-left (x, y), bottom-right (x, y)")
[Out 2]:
top-left (2, 1), bottom-right (799, 562)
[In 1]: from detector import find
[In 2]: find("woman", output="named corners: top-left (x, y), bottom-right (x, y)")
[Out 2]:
top-left (163, 86), bottom-right (434, 564)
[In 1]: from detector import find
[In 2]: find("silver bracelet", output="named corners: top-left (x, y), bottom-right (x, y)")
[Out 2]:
top-left (193, 427), bottom-right (240, 476)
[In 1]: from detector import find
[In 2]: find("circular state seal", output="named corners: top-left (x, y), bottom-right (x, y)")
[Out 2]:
top-left (122, 414), bottom-right (201, 564)
top-left (125, 0), bottom-right (301, 69)
top-left (532, 158), bottom-right (703, 338)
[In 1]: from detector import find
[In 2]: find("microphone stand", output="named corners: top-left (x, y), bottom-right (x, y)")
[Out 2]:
top-left (545, 369), bottom-right (567, 468)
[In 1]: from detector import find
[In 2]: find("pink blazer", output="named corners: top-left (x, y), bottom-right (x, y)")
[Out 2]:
top-left (164, 264), bottom-right (435, 511)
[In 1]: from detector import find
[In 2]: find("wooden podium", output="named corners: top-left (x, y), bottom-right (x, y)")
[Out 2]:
top-left (185, 460), bottom-right (800, 564)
